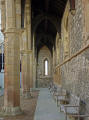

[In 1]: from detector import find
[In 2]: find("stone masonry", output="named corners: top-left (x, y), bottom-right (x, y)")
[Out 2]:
top-left (37, 46), bottom-right (52, 88)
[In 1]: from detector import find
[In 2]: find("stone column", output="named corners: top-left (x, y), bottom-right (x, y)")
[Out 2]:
top-left (16, 0), bottom-right (21, 29)
top-left (21, 0), bottom-right (33, 97)
top-left (26, 0), bottom-right (31, 50)
top-left (1, 0), bottom-right (21, 116)
top-left (29, 51), bottom-right (33, 88)
top-left (26, 0), bottom-right (33, 89)
top-left (33, 34), bottom-right (36, 88)
top-left (21, 50), bottom-right (32, 98)
top-left (15, 0), bottom-right (22, 92)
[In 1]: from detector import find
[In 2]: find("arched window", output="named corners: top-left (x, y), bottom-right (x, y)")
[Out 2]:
top-left (44, 59), bottom-right (48, 76)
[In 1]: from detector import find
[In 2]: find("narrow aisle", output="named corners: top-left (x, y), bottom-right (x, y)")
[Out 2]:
top-left (34, 88), bottom-right (68, 120)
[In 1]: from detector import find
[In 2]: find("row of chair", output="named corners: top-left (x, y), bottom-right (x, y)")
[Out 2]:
top-left (49, 82), bottom-right (89, 120)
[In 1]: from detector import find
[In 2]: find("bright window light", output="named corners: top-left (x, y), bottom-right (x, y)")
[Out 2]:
top-left (45, 60), bottom-right (48, 76)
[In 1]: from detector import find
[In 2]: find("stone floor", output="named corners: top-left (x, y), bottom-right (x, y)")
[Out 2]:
top-left (0, 88), bottom-right (71, 120)
top-left (0, 91), bottom-right (39, 120)
top-left (34, 88), bottom-right (70, 120)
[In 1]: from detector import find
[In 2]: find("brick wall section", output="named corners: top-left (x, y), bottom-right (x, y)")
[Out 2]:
top-left (37, 46), bottom-right (52, 88)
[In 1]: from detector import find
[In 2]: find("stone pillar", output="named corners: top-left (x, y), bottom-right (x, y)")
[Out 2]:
top-left (26, 0), bottom-right (33, 88)
top-left (21, 50), bottom-right (32, 98)
top-left (16, 0), bottom-right (21, 29)
top-left (1, 0), bottom-right (21, 115)
top-left (21, 0), bottom-right (33, 97)
top-left (33, 34), bottom-right (36, 88)
top-left (15, 0), bottom-right (22, 92)
top-left (25, 0), bottom-right (31, 50)
top-left (29, 51), bottom-right (33, 88)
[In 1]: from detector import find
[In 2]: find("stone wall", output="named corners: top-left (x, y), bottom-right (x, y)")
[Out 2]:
top-left (59, 0), bottom-right (89, 115)
top-left (37, 46), bottom-right (52, 88)
top-left (70, 0), bottom-right (84, 55)
top-left (60, 48), bottom-right (89, 114)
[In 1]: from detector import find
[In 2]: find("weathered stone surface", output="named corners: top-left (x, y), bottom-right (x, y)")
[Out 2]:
top-left (1, 0), bottom-right (22, 116)
top-left (70, 0), bottom-right (84, 55)
top-left (21, 0), bottom-right (33, 97)
top-left (1, 0), bottom-right (89, 118)
top-left (37, 46), bottom-right (52, 88)
top-left (53, 0), bottom-right (89, 117)
top-left (60, 48), bottom-right (89, 114)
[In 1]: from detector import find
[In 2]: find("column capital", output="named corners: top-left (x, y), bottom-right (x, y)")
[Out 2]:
top-left (4, 28), bottom-right (21, 35)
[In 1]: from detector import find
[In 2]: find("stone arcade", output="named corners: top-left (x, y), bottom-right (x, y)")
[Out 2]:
top-left (0, 0), bottom-right (89, 119)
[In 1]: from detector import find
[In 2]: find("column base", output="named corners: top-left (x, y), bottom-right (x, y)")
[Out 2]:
top-left (0, 106), bottom-right (22, 116)
top-left (23, 91), bottom-right (32, 99)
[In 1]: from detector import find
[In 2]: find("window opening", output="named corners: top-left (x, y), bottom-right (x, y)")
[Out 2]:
top-left (44, 59), bottom-right (48, 76)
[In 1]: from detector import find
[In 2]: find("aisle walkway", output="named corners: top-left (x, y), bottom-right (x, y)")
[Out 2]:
top-left (34, 88), bottom-right (70, 120)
